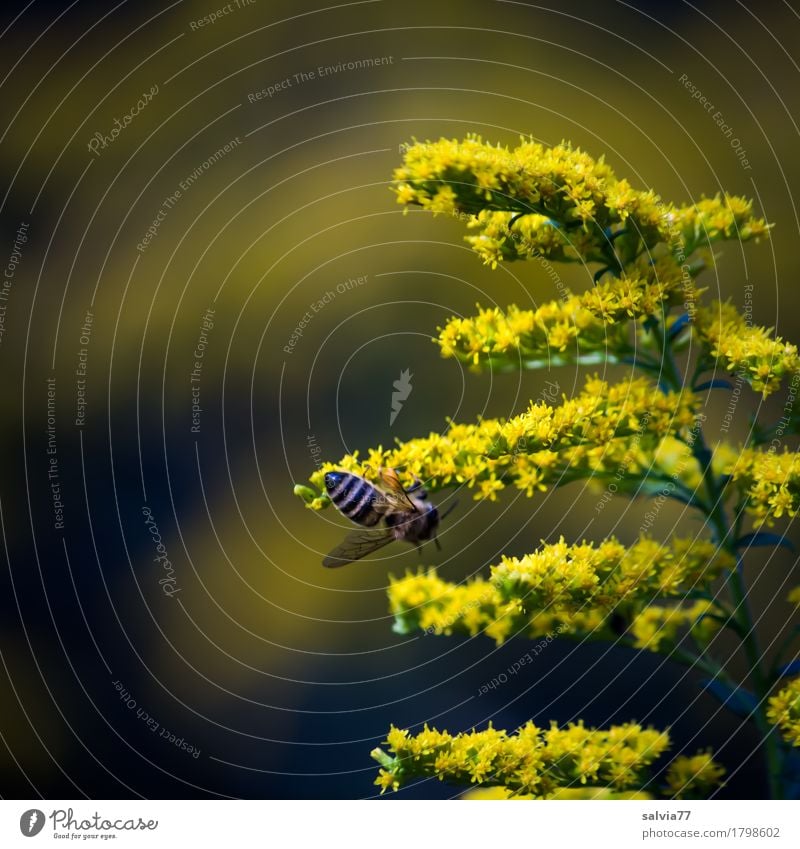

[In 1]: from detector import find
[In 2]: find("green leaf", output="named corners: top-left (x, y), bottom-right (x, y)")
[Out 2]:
top-left (701, 678), bottom-right (757, 718)
top-left (736, 532), bottom-right (795, 554)
top-left (776, 660), bottom-right (800, 679)
top-left (694, 379), bottom-right (735, 391)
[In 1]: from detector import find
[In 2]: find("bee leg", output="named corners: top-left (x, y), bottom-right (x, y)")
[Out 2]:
top-left (434, 535), bottom-right (442, 552)
top-left (439, 499), bottom-right (458, 521)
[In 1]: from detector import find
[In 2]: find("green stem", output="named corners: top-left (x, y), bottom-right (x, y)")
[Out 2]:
top-left (719, 536), bottom-right (784, 798)
top-left (694, 416), bottom-right (783, 799)
top-left (598, 229), bottom-right (625, 277)
top-left (370, 747), bottom-right (395, 770)
top-left (652, 309), bottom-right (785, 799)
top-left (669, 645), bottom-right (737, 685)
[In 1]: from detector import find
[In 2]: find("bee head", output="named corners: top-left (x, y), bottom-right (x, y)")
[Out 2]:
top-left (324, 471), bottom-right (345, 493)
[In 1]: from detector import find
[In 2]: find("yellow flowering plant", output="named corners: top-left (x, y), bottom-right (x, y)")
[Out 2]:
top-left (767, 677), bottom-right (800, 748)
top-left (295, 136), bottom-right (800, 799)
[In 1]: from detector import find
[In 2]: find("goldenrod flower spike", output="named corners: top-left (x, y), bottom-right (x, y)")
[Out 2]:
top-left (767, 677), bottom-right (800, 747)
top-left (388, 568), bottom-right (603, 646)
top-left (629, 600), bottom-right (723, 653)
top-left (371, 721), bottom-right (671, 796)
top-left (665, 751), bottom-right (727, 798)
top-left (723, 447), bottom-right (800, 527)
top-left (393, 136), bottom-right (769, 269)
top-left (436, 271), bottom-right (696, 372)
top-left (494, 536), bottom-right (732, 609)
top-left (387, 536), bottom-right (732, 646)
top-left (695, 301), bottom-right (800, 397)
top-left (670, 194), bottom-right (771, 252)
top-left (300, 375), bottom-right (700, 507)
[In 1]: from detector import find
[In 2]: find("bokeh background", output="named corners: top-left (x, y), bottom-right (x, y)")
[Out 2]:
top-left (1, 0), bottom-right (799, 799)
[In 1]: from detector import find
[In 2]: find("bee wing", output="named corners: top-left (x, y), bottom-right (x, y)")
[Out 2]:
top-left (322, 528), bottom-right (395, 568)
top-left (362, 466), bottom-right (419, 514)
top-left (377, 473), bottom-right (419, 513)
top-left (375, 489), bottom-right (418, 515)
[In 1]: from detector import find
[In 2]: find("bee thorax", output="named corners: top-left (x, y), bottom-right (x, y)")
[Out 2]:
top-left (385, 502), bottom-right (439, 542)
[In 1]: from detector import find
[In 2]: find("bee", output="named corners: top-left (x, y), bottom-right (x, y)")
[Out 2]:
top-left (322, 468), bottom-right (446, 568)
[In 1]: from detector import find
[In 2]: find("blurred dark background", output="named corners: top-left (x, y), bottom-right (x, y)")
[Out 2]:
top-left (0, 0), bottom-right (798, 799)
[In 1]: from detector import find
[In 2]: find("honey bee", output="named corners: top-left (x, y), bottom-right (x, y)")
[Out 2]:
top-left (322, 468), bottom-right (446, 568)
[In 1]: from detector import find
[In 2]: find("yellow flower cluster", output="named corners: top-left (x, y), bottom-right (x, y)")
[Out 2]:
top-left (651, 436), bottom-right (739, 494)
top-left (393, 135), bottom-right (660, 229)
top-left (299, 376), bottom-right (700, 509)
top-left (462, 785), bottom-right (653, 799)
top-left (388, 569), bottom-right (544, 646)
top-left (436, 300), bottom-right (626, 369)
top-left (388, 536), bottom-right (731, 646)
top-left (393, 136), bottom-right (769, 268)
top-left (436, 272), bottom-right (692, 370)
top-left (372, 721), bottom-right (671, 796)
top-left (695, 301), bottom-right (800, 396)
top-left (766, 677), bottom-right (800, 747)
top-left (669, 195), bottom-right (771, 252)
top-left (664, 751), bottom-right (727, 797)
top-left (629, 600), bottom-right (723, 653)
top-left (462, 786), bottom-right (537, 800)
top-left (723, 447), bottom-right (800, 526)
top-left (494, 536), bottom-right (732, 609)
top-left (463, 209), bottom-right (600, 267)
top-left (584, 265), bottom-right (696, 324)
top-left (465, 752), bottom-right (725, 799)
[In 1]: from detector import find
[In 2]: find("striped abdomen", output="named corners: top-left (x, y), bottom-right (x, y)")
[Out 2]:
top-left (324, 472), bottom-right (382, 526)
